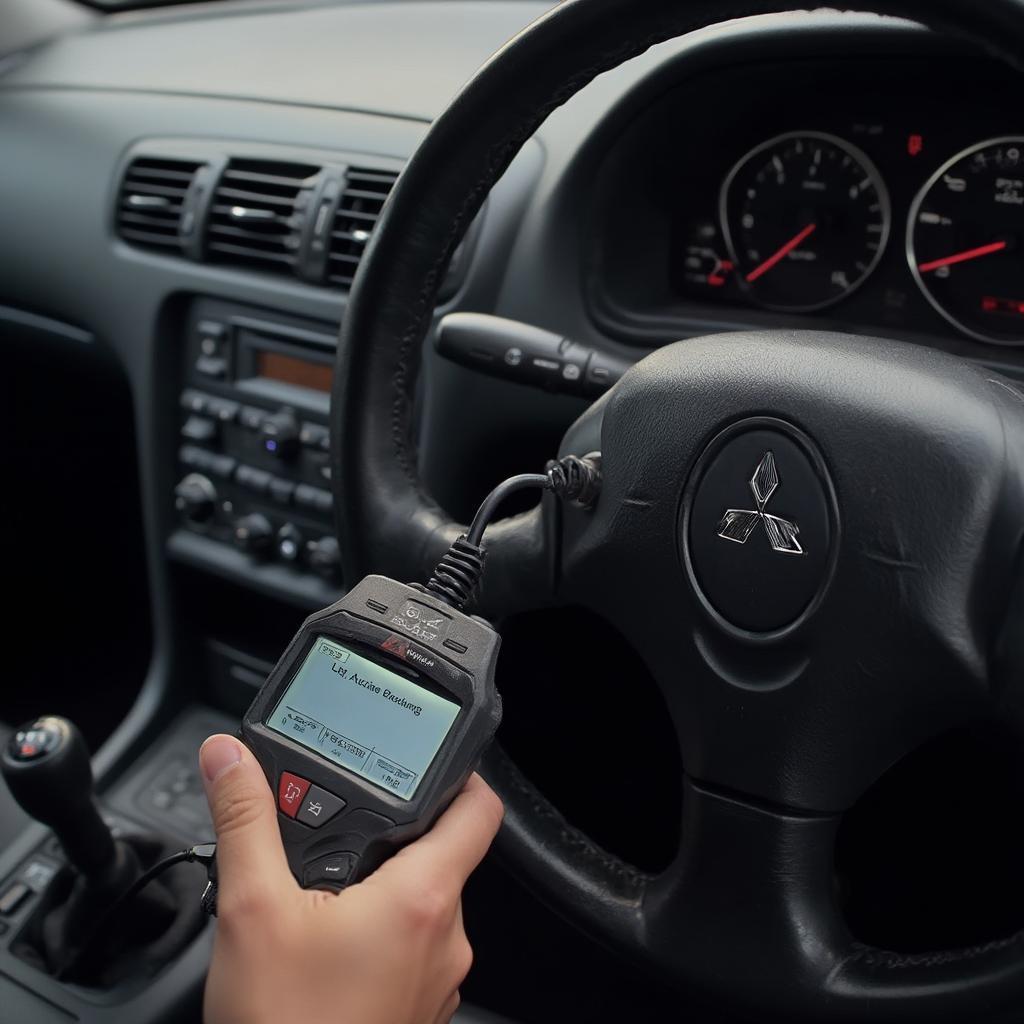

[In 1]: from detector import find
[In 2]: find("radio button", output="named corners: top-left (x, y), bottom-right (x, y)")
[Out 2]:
top-left (179, 444), bottom-right (206, 469)
top-left (195, 355), bottom-right (227, 379)
top-left (239, 406), bottom-right (267, 431)
top-left (236, 465), bottom-right (272, 494)
top-left (261, 409), bottom-right (300, 460)
top-left (277, 772), bottom-right (311, 818)
top-left (196, 319), bottom-right (227, 342)
top-left (180, 389), bottom-right (210, 414)
top-left (299, 423), bottom-right (330, 450)
top-left (276, 523), bottom-right (304, 563)
top-left (296, 785), bottom-right (346, 828)
top-left (181, 415), bottom-right (218, 444)
top-left (269, 477), bottom-right (296, 505)
top-left (208, 454), bottom-right (237, 480)
top-left (295, 484), bottom-right (333, 515)
top-left (206, 398), bottom-right (240, 423)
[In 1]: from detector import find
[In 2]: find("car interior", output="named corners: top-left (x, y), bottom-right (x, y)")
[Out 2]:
top-left (1, 0), bottom-right (1023, 1021)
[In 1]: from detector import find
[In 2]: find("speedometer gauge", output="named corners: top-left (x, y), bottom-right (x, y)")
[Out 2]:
top-left (721, 131), bottom-right (890, 311)
top-left (907, 138), bottom-right (1024, 346)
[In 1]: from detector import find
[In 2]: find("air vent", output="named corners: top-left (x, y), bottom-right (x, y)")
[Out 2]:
top-left (117, 157), bottom-right (204, 250)
top-left (207, 159), bottom-right (321, 274)
top-left (327, 167), bottom-right (399, 287)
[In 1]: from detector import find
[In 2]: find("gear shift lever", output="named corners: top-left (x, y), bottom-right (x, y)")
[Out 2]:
top-left (1, 715), bottom-right (204, 986)
top-left (2, 716), bottom-right (121, 885)
top-left (1, 715), bottom-right (146, 964)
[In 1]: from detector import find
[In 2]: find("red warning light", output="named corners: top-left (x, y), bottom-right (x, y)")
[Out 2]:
top-left (907, 133), bottom-right (924, 157)
top-left (981, 296), bottom-right (1024, 318)
top-left (707, 260), bottom-right (734, 287)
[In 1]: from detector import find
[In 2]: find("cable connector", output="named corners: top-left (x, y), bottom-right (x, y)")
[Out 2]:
top-left (421, 452), bottom-right (602, 610)
top-left (422, 535), bottom-right (487, 609)
top-left (545, 452), bottom-right (602, 508)
top-left (191, 842), bottom-right (219, 917)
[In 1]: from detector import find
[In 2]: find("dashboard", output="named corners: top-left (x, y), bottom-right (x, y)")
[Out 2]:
top-left (2, 5), bottom-right (1023, 615)
top-left (1, 5), bottom-right (1022, 623)
top-left (589, 53), bottom-right (1024, 352)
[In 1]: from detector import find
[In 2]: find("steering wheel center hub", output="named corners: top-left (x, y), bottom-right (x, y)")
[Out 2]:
top-left (683, 419), bottom-right (836, 635)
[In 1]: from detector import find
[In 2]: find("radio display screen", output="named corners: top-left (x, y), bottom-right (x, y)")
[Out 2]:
top-left (268, 637), bottom-right (460, 800)
top-left (256, 350), bottom-right (333, 394)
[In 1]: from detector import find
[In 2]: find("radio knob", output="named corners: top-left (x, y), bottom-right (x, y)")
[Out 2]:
top-left (260, 409), bottom-right (300, 460)
top-left (308, 535), bottom-right (341, 579)
top-left (174, 473), bottom-right (217, 524)
top-left (276, 523), bottom-right (304, 563)
top-left (233, 513), bottom-right (274, 554)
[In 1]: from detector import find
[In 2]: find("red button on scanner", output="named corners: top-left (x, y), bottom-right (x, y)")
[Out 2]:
top-left (278, 772), bottom-right (311, 818)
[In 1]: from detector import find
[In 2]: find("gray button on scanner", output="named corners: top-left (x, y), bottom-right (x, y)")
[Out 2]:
top-left (296, 785), bottom-right (346, 828)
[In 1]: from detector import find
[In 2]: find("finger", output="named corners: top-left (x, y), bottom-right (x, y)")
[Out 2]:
top-left (433, 990), bottom-right (461, 1024)
top-left (375, 774), bottom-right (503, 893)
top-left (199, 735), bottom-right (294, 901)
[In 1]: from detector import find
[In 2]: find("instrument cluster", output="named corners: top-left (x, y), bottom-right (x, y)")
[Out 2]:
top-left (590, 56), bottom-right (1024, 349)
top-left (707, 133), bottom-right (1022, 345)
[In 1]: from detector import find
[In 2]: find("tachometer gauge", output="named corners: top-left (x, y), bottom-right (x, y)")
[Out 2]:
top-left (907, 138), bottom-right (1024, 346)
top-left (720, 131), bottom-right (890, 311)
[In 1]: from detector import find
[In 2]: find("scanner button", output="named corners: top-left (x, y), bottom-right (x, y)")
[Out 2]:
top-left (296, 786), bottom-right (346, 828)
top-left (303, 852), bottom-right (357, 890)
top-left (277, 772), bottom-right (311, 818)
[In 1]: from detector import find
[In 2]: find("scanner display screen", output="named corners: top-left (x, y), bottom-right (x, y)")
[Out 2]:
top-left (268, 637), bottom-right (460, 800)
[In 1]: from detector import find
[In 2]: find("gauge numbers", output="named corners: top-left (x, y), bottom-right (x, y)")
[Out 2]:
top-left (907, 137), bottom-right (1024, 346)
top-left (721, 131), bottom-right (891, 311)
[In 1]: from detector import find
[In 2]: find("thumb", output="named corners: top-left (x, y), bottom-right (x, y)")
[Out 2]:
top-left (199, 734), bottom-right (295, 904)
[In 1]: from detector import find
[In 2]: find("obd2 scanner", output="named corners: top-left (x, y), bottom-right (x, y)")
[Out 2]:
top-left (239, 454), bottom-right (601, 891)
top-left (242, 575), bottom-right (501, 890)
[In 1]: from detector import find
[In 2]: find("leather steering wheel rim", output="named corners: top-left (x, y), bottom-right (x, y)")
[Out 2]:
top-left (330, 3), bottom-right (1024, 1020)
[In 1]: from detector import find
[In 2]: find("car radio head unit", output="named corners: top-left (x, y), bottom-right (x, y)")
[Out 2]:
top-left (172, 298), bottom-right (343, 599)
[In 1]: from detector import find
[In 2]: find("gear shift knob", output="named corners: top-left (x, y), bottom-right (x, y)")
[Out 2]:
top-left (2, 716), bottom-right (117, 882)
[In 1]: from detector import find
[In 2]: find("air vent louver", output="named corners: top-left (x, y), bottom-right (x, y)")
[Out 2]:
top-left (117, 157), bottom-right (204, 250)
top-left (327, 167), bottom-right (399, 287)
top-left (207, 159), bottom-right (321, 274)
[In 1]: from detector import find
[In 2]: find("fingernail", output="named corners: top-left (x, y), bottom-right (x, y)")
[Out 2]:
top-left (200, 735), bottom-right (243, 783)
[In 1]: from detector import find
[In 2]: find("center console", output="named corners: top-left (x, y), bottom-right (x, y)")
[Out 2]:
top-left (169, 299), bottom-right (343, 608)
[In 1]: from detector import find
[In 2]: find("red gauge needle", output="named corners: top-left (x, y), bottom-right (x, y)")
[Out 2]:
top-left (917, 240), bottom-right (1007, 274)
top-left (745, 223), bottom-right (817, 283)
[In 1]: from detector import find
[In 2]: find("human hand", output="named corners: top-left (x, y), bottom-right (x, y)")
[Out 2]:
top-left (198, 734), bottom-right (503, 1024)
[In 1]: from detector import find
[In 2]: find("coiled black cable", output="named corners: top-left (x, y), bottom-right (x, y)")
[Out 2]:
top-left (423, 452), bottom-right (601, 610)
top-left (545, 452), bottom-right (602, 508)
top-left (423, 536), bottom-right (488, 608)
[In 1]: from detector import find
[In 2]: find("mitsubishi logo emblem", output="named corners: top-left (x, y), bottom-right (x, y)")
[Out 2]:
top-left (717, 451), bottom-right (804, 555)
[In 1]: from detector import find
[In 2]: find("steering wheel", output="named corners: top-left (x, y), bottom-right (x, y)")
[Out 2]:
top-left (330, 1), bottom-right (1024, 1019)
